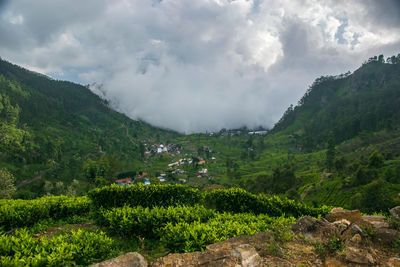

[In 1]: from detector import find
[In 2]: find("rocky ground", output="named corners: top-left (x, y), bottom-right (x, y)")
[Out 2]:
top-left (92, 207), bottom-right (400, 267)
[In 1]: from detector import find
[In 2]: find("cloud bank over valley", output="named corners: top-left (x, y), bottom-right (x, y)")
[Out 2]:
top-left (0, 0), bottom-right (399, 132)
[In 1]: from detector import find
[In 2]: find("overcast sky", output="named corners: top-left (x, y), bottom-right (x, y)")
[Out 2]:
top-left (0, 0), bottom-right (399, 133)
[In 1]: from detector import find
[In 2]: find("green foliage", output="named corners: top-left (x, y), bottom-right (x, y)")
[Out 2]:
top-left (359, 179), bottom-right (393, 213)
top-left (88, 184), bottom-right (202, 209)
top-left (0, 168), bottom-right (16, 199)
top-left (96, 205), bottom-right (216, 238)
top-left (368, 151), bottom-right (384, 168)
top-left (271, 165), bottom-right (296, 193)
top-left (264, 217), bottom-right (295, 257)
top-left (0, 59), bottom-right (179, 198)
top-left (90, 185), bottom-right (331, 218)
top-left (0, 229), bottom-right (117, 266)
top-left (203, 187), bottom-right (330, 217)
top-left (82, 155), bottom-right (122, 187)
top-left (160, 214), bottom-right (295, 252)
top-left (0, 196), bottom-right (91, 230)
top-left (272, 56), bottom-right (400, 148)
top-left (313, 237), bottom-right (343, 258)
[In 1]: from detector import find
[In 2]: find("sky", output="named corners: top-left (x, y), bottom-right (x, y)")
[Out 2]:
top-left (0, 0), bottom-right (399, 133)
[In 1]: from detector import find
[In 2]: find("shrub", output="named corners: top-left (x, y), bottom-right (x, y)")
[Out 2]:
top-left (203, 187), bottom-right (330, 217)
top-left (0, 229), bottom-right (117, 266)
top-left (89, 185), bottom-right (330, 218)
top-left (88, 184), bottom-right (201, 209)
top-left (97, 205), bottom-right (216, 238)
top-left (160, 213), bottom-right (295, 252)
top-left (0, 196), bottom-right (91, 230)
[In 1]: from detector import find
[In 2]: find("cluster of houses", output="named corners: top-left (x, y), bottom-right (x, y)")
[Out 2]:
top-left (248, 130), bottom-right (268, 135)
top-left (207, 129), bottom-right (268, 136)
top-left (144, 143), bottom-right (182, 157)
top-left (115, 172), bottom-right (167, 186)
top-left (167, 156), bottom-right (215, 168)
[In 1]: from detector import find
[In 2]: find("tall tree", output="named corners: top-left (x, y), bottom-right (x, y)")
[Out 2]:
top-left (0, 168), bottom-right (16, 199)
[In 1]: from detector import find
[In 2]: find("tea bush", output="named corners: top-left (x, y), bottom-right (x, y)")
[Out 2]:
top-left (97, 205), bottom-right (217, 238)
top-left (160, 213), bottom-right (296, 252)
top-left (88, 184), bottom-right (201, 209)
top-left (0, 196), bottom-right (91, 230)
top-left (203, 188), bottom-right (330, 217)
top-left (0, 229), bottom-right (117, 266)
top-left (88, 185), bottom-right (330, 218)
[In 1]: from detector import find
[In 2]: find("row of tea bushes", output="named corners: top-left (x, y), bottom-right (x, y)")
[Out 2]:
top-left (0, 229), bottom-right (117, 266)
top-left (203, 188), bottom-right (330, 217)
top-left (0, 196), bottom-right (91, 230)
top-left (97, 204), bottom-right (216, 238)
top-left (89, 185), bottom-right (330, 218)
top-left (160, 213), bottom-right (296, 252)
top-left (95, 204), bottom-right (296, 253)
top-left (88, 184), bottom-right (201, 209)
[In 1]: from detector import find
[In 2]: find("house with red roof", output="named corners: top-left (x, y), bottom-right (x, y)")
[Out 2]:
top-left (115, 178), bottom-right (132, 186)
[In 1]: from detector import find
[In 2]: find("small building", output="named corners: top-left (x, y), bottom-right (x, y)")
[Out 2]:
top-left (198, 168), bottom-right (208, 174)
top-left (115, 178), bottom-right (132, 186)
top-left (168, 162), bottom-right (179, 168)
top-left (139, 172), bottom-right (148, 178)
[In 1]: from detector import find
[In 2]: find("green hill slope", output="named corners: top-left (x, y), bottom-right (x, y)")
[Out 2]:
top-left (272, 55), bottom-right (400, 150)
top-left (0, 59), bottom-right (178, 198)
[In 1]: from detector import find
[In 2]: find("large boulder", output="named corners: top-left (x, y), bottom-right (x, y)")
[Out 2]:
top-left (325, 210), bottom-right (362, 223)
top-left (151, 244), bottom-right (261, 267)
top-left (360, 216), bottom-right (389, 229)
top-left (291, 216), bottom-right (337, 242)
top-left (151, 233), bottom-right (269, 267)
top-left (90, 252), bottom-right (147, 267)
top-left (345, 246), bottom-right (375, 265)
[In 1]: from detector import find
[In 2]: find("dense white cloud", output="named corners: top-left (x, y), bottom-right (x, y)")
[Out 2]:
top-left (0, 0), bottom-right (399, 133)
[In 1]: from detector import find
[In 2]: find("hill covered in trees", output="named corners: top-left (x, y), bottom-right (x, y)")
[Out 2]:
top-left (0, 58), bottom-right (178, 198)
top-left (272, 54), bottom-right (400, 151)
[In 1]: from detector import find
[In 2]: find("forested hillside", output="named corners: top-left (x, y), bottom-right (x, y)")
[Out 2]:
top-left (272, 54), bottom-right (400, 150)
top-left (0, 59), bottom-right (178, 198)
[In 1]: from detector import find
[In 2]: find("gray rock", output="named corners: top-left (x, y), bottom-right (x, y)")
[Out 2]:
top-left (362, 216), bottom-right (390, 229)
top-left (231, 244), bottom-right (261, 267)
top-left (351, 224), bottom-right (363, 235)
top-left (345, 246), bottom-right (375, 265)
top-left (90, 252), bottom-right (147, 267)
top-left (291, 216), bottom-right (337, 242)
top-left (326, 209), bottom-right (362, 223)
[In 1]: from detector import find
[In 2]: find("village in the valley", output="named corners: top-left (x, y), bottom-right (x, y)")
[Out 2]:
top-left (114, 128), bottom-right (268, 187)
top-left (115, 141), bottom-right (217, 187)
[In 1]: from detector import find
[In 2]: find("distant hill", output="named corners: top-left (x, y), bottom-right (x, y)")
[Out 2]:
top-left (271, 54), bottom-right (400, 150)
top-left (0, 58), bottom-right (178, 197)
